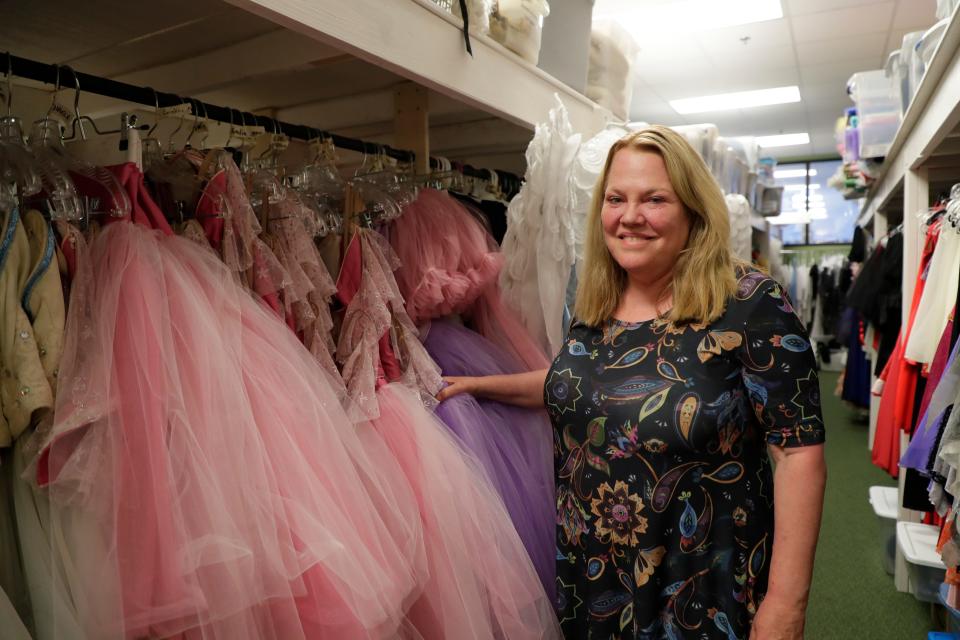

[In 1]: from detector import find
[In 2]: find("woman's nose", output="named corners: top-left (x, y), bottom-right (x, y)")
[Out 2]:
top-left (619, 202), bottom-right (646, 225)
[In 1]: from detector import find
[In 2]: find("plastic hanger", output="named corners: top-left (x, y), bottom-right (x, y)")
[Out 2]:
top-left (28, 66), bottom-right (130, 220)
top-left (0, 55), bottom-right (43, 203)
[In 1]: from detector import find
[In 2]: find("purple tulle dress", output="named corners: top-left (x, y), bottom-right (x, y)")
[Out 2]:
top-left (901, 324), bottom-right (960, 473)
top-left (422, 319), bottom-right (556, 599)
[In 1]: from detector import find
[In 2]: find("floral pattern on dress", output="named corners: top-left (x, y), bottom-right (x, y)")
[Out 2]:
top-left (546, 271), bottom-right (824, 639)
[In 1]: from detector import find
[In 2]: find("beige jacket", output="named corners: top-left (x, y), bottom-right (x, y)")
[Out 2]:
top-left (0, 209), bottom-right (64, 445)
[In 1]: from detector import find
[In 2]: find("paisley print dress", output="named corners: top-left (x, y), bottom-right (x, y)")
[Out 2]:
top-left (546, 272), bottom-right (824, 639)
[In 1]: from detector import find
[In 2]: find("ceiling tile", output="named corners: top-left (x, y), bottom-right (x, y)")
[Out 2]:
top-left (727, 103), bottom-right (808, 134)
top-left (891, 0), bottom-right (938, 29)
top-left (799, 56), bottom-right (887, 84)
top-left (694, 18), bottom-right (793, 52)
top-left (708, 65), bottom-right (802, 88)
top-left (784, 0), bottom-right (884, 16)
top-left (806, 107), bottom-right (848, 133)
top-left (801, 82), bottom-right (852, 108)
top-left (796, 32), bottom-right (887, 67)
top-left (698, 44), bottom-right (798, 72)
top-left (634, 45), bottom-right (712, 84)
top-left (790, 3), bottom-right (894, 42)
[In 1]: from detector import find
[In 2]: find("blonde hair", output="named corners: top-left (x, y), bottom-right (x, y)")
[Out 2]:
top-left (574, 125), bottom-right (744, 328)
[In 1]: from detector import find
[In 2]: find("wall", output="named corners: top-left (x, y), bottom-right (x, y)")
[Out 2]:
top-left (538, 0), bottom-right (594, 94)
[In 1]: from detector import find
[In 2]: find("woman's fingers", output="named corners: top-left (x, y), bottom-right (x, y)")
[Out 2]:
top-left (436, 376), bottom-right (473, 402)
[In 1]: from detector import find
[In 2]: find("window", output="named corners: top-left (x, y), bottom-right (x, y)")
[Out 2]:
top-left (772, 159), bottom-right (856, 245)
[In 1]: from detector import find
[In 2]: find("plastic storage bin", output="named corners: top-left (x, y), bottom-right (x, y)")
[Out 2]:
top-left (869, 485), bottom-right (898, 575)
top-left (939, 583), bottom-right (960, 633)
top-left (489, 0), bottom-right (550, 65)
top-left (452, 0), bottom-right (493, 36)
top-left (919, 19), bottom-right (951, 72)
top-left (901, 30), bottom-right (925, 109)
top-left (586, 20), bottom-right (637, 119)
top-left (938, 0), bottom-right (960, 19)
top-left (847, 70), bottom-right (901, 158)
top-left (897, 521), bottom-right (946, 603)
top-left (884, 50), bottom-right (910, 116)
top-left (908, 20), bottom-right (948, 103)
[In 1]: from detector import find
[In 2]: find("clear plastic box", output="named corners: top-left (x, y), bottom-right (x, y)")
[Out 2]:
top-left (489, 0), bottom-right (550, 65)
top-left (869, 485), bottom-right (897, 575)
top-left (919, 19), bottom-right (951, 75)
top-left (586, 20), bottom-right (638, 119)
top-left (901, 30), bottom-right (925, 109)
top-left (897, 521), bottom-right (946, 604)
top-left (884, 50), bottom-right (911, 116)
top-left (847, 70), bottom-right (901, 158)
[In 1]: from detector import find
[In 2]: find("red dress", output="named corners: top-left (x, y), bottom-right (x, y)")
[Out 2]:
top-left (873, 221), bottom-right (940, 476)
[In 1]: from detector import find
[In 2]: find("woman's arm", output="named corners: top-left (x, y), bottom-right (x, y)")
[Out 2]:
top-left (750, 444), bottom-right (826, 640)
top-left (436, 369), bottom-right (549, 409)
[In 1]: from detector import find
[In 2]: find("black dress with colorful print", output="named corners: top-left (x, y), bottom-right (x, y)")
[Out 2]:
top-left (545, 271), bottom-right (824, 640)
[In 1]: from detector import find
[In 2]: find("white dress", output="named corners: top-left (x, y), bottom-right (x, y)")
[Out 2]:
top-left (500, 97), bottom-right (581, 356)
top-left (725, 193), bottom-right (753, 262)
top-left (905, 221), bottom-right (960, 364)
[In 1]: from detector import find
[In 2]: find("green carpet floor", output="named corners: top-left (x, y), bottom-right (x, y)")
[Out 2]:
top-left (804, 371), bottom-right (932, 639)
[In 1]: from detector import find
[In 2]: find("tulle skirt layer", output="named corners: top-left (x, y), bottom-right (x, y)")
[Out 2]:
top-left (39, 222), bottom-right (425, 639)
top-left (424, 321), bottom-right (556, 597)
top-left (370, 384), bottom-right (560, 639)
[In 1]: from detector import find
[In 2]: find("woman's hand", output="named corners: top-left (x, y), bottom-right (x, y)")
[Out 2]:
top-left (436, 377), bottom-right (477, 402)
top-left (434, 370), bottom-right (550, 409)
top-left (749, 596), bottom-right (805, 640)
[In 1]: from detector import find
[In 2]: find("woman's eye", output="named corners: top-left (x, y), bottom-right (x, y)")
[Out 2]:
top-left (606, 195), bottom-right (622, 204)
top-left (649, 196), bottom-right (664, 204)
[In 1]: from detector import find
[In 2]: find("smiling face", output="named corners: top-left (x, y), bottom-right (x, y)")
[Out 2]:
top-left (600, 148), bottom-right (692, 283)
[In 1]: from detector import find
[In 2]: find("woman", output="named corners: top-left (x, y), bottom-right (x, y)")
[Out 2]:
top-left (440, 126), bottom-right (826, 639)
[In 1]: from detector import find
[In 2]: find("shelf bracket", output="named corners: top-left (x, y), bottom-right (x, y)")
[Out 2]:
top-left (394, 82), bottom-right (430, 174)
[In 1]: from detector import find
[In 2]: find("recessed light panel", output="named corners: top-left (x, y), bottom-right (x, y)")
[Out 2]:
top-left (669, 86), bottom-right (801, 115)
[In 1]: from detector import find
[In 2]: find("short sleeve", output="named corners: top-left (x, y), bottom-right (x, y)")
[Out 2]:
top-left (732, 275), bottom-right (825, 448)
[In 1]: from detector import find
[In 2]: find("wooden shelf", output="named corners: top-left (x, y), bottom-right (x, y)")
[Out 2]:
top-left (227, 0), bottom-right (612, 136)
top-left (1, 0), bottom-right (612, 175)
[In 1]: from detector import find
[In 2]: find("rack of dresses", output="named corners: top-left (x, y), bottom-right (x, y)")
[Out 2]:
top-left (0, 57), bottom-right (563, 639)
top-left (895, 188), bottom-right (960, 605)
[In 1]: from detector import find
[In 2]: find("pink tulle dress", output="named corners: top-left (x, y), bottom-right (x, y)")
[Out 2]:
top-left (388, 188), bottom-right (549, 371)
top-left (34, 165), bottom-right (430, 640)
top-left (386, 189), bottom-right (555, 596)
top-left (335, 228), bottom-right (561, 639)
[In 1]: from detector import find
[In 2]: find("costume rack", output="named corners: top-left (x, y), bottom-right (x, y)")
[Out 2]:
top-left (1, 51), bottom-right (519, 185)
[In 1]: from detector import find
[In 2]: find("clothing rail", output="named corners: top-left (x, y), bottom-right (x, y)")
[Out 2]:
top-left (1, 51), bottom-right (518, 184)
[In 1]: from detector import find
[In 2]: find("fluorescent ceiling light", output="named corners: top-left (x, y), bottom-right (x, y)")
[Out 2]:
top-left (670, 86), bottom-right (800, 115)
top-left (756, 132), bottom-right (810, 148)
top-left (594, 0), bottom-right (782, 35)
top-left (774, 168), bottom-right (818, 179)
top-left (767, 211), bottom-right (811, 225)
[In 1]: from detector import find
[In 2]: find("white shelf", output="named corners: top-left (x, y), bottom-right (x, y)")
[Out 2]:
top-left (858, 4), bottom-right (960, 227)
top-left (227, 0), bottom-right (612, 137)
